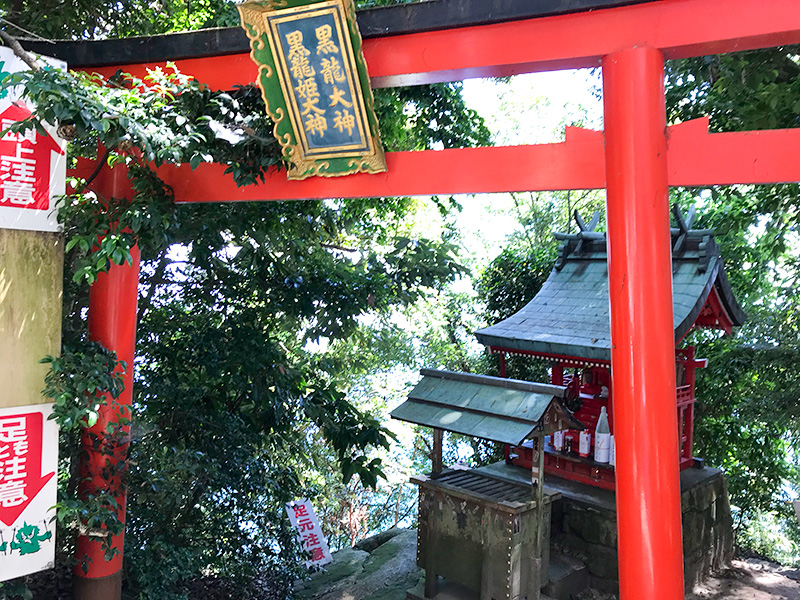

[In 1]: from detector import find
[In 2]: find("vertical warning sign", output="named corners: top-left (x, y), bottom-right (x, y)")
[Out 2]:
top-left (0, 46), bottom-right (67, 233)
top-left (0, 404), bottom-right (58, 582)
top-left (285, 499), bottom-right (332, 567)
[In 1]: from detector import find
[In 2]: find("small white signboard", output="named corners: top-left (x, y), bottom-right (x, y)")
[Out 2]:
top-left (0, 403), bottom-right (58, 582)
top-left (0, 47), bottom-right (67, 233)
top-left (286, 499), bottom-right (332, 567)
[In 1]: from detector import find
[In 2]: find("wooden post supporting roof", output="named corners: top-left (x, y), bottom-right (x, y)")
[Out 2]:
top-left (25, 1), bottom-right (800, 598)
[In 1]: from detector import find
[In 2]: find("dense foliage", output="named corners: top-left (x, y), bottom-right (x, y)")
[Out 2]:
top-left (0, 0), bottom-right (422, 39)
top-left (665, 48), bottom-right (800, 561)
top-left (473, 49), bottom-right (800, 564)
top-left (1, 2), bottom-right (799, 598)
top-left (0, 4), bottom-right (489, 595)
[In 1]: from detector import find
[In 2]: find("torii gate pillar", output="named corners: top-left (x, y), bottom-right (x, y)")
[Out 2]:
top-left (74, 167), bottom-right (140, 600)
top-left (603, 45), bottom-right (684, 599)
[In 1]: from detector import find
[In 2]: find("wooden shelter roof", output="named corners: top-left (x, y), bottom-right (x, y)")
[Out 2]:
top-left (475, 207), bottom-right (747, 362)
top-left (390, 369), bottom-right (583, 444)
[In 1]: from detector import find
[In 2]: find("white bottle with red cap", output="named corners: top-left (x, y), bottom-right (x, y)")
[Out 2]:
top-left (579, 429), bottom-right (591, 457)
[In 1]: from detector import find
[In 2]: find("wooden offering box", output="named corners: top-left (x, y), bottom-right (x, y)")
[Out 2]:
top-left (475, 207), bottom-right (745, 491)
top-left (411, 467), bottom-right (559, 600)
top-left (392, 369), bottom-right (582, 600)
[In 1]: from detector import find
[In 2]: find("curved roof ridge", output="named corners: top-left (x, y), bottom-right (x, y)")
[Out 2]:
top-left (475, 207), bottom-right (745, 361)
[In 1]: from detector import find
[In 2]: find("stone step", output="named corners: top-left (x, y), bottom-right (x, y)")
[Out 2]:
top-left (407, 579), bottom-right (556, 600)
top-left (406, 579), bottom-right (476, 600)
top-left (542, 552), bottom-right (590, 600)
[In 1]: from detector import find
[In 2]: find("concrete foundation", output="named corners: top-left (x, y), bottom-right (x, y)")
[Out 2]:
top-left (546, 466), bottom-right (734, 594)
top-left (476, 462), bottom-right (733, 595)
top-left (0, 228), bottom-right (63, 408)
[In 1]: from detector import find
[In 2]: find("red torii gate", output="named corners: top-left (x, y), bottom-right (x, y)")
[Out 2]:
top-left (65, 0), bottom-right (800, 598)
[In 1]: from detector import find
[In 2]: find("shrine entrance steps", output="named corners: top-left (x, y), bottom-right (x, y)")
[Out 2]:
top-left (406, 578), bottom-right (557, 600)
top-left (405, 550), bottom-right (586, 600)
top-left (542, 552), bottom-right (590, 599)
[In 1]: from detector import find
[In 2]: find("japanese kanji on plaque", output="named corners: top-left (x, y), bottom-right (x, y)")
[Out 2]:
top-left (285, 499), bottom-right (332, 567)
top-left (0, 404), bottom-right (58, 582)
top-left (0, 47), bottom-right (67, 233)
top-left (238, 0), bottom-right (386, 180)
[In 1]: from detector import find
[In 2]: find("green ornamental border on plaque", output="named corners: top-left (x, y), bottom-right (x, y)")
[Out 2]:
top-left (238, 0), bottom-right (387, 180)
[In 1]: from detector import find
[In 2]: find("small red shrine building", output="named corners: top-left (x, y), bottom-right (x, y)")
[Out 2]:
top-left (475, 206), bottom-right (746, 491)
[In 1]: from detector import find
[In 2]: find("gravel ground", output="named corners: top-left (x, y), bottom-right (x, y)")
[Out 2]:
top-left (15, 538), bottom-right (800, 600)
top-left (576, 558), bottom-right (800, 600)
top-left (686, 559), bottom-right (800, 600)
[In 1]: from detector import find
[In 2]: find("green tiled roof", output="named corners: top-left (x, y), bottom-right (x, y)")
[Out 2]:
top-left (391, 369), bottom-right (583, 444)
top-left (475, 227), bottom-right (745, 362)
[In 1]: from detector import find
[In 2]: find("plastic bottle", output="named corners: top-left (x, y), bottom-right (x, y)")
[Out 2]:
top-left (594, 406), bottom-right (611, 463)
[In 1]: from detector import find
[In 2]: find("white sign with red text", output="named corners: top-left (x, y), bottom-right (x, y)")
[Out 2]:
top-left (0, 47), bottom-right (67, 233)
top-left (0, 403), bottom-right (58, 582)
top-left (286, 499), bottom-right (332, 567)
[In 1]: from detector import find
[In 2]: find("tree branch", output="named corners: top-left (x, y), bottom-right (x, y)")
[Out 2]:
top-left (322, 242), bottom-right (360, 253)
top-left (0, 17), bottom-right (54, 43)
top-left (75, 146), bottom-right (114, 195)
top-left (0, 28), bottom-right (41, 71)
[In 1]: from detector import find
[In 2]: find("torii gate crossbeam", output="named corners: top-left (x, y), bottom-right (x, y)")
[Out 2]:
top-left (56, 0), bottom-right (800, 598)
top-left (78, 0), bottom-right (800, 88)
top-left (74, 120), bottom-right (800, 202)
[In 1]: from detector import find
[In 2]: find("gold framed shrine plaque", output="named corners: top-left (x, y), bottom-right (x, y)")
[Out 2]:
top-left (238, 0), bottom-right (387, 180)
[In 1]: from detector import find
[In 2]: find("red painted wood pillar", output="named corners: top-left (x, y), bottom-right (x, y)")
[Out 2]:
top-left (602, 46), bottom-right (684, 599)
top-left (74, 168), bottom-right (139, 600)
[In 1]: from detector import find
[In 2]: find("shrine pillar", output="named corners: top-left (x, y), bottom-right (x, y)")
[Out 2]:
top-left (602, 46), bottom-right (684, 599)
top-left (73, 168), bottom-right (139, 600)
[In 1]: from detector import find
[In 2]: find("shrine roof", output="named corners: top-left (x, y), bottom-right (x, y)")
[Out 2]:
top-left (474, 207), bottom-right (746, 362)
top-left (390, 369), bottom-right (583, 444)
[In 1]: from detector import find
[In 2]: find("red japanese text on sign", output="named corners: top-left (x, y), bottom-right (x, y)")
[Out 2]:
top-left (0, 104), bottom-right (64, 212)
top-left (285, 499), bottom-right (332, 567)
top-left (297, 519), bottom-right (314, 532)
top-left (311, 547), bottom-right (325, 561)
top-left (0, 417), bottom-right (29, 509)
top-left (0, 412), bottom-right (56, 528)
top-left (0, 403), bottom-right (59, 583)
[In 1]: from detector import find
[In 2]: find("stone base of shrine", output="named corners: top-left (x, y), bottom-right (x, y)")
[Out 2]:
top-left (477, 462), bottom-right (734, 595)
top-left (548, 465), bottom-right (734, 594)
